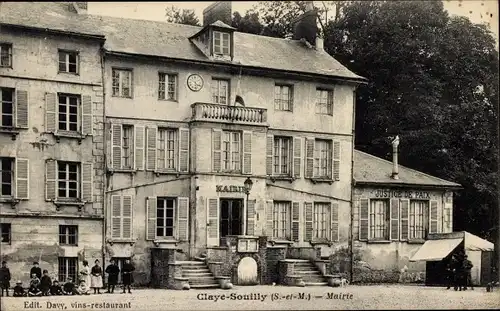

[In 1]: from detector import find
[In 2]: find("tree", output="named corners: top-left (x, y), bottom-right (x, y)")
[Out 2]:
top-left (231, 11), bottom-right (264, 35)
top-left (165, 5), bottom-right (200, 26)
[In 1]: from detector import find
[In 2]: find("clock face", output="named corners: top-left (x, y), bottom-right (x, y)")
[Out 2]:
top-left (187, 74), bottom-right (204, 92)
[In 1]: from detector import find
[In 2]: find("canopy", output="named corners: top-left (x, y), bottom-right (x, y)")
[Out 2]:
top-left (464, 231), bottom-right (494, 251)
top-left (409, 238), bottom-right (463, 262)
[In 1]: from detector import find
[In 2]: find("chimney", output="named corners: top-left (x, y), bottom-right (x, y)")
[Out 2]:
top-left (72, 2), bottom-right (88, 14)
top-left (315, 36), bottom-right (324, 50)
top-left (391, 136), bottom-right (400, 180)
top-left (203, 2), bottom-right (232, 26)
top-left (292, 1), bottom-right (318, 46)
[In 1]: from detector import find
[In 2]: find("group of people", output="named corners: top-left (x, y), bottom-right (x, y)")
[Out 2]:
top-left (0, 258), bottom-right (135, 297)
top-left (445, 251), bottom-right (474, 291)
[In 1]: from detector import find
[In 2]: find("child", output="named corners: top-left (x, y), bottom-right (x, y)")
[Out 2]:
top-left (90, 259), bottom-right (103, 294)
top-left (77, 280), bottom-right (90, 295)
top-left (28, 274), bottom-right (42, 296)
top-left (13, 280), bottom-right (26, 297)
top-left (0, 261), bottom-right (11, 297)
top-left (30, 262), bottom-right (42, 280)
top-left (40, 270), bottom-right (52, 296)
top-left (50, 280), bottom-right (63, 296)
top-left (105, 259), bottom-right (120, 293)
top-left (62, 278), bottom-right (78, 295)
top-left (121, 258), bottom-right (135, 294)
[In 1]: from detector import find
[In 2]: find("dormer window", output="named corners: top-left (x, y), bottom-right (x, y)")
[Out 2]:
top-left (189, 21), bottom-right (235, 60)
top-left (213, 31), bottom-right (230, 56)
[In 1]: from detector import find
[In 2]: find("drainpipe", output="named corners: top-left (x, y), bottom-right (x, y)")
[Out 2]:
top-left (349, 90), bottom-right (357, 283)
top-left (100, 46), bottom-right (107, 266)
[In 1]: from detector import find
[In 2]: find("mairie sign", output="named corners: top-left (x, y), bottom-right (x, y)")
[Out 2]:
top-left (216, 185), bottom-right (247, 193)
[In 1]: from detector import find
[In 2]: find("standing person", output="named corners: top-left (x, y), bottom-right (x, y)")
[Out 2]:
top-left (105, 259), bottom-right (120, 293)
top-left (0, 261), bottom-right (11, 297)
top-left (121, 258), bottom-right (135, 294)
top-left (40, 270), bottom-right (52, 296)
top-left (445, 256), bottom-right (456, 290)
top-left (30, 262), bottom-right (42, 280)
top-left (453, 252), bottom-right (465, 291)
top-left (90, 259), bottom-right (103, 294)
top-left (79, 260), bottom-right (91, 290)
top-left (462, 254), bottom-right (474, 290)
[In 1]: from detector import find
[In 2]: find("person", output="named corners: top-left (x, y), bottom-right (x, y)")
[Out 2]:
top-left (40, 270), bottom-right (52, 296)
top-left (121, 258), bottom-right (135, 294)
top-left (30, 262), bottom-right (42, 280)
top-left (77, 280), bottom-right (90, 295)
top-left (28, 273), bottom-right (42, 296)
top-left (462, 254), bottom-right (474, 290)
top-left (90, 259), bottom-right (103, 294)
top-left (0, 261), bottom-right (11, 297)
top-left (453, 252), bottom-right (464, 291)
top-left (50, 280), bottom-right (63, 296)
top-left (79, 260), bottom-right (91, 290)
top-left (13, 281), bottom-right (26, 297)
top-left (105, 259), bottom-right (120, 293)
top-left (62, 278), bottom-right (78, 295)
top-left (445, 256), bottom-right (456, 290)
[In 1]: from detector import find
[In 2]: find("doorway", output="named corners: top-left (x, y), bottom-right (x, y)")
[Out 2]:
top-left (220, 199), bottom-right (243, 246)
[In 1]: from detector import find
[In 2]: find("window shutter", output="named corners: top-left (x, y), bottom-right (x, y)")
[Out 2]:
top-left (122, 196), bottom-right (133, 239)
top-left (400, 199), bottom-right (410, 241)
top-left (304, 202), bottom-right (313, 241)
top-left (266, 135), bottom-right (273, 175)
top-left (45, 92), bottom-right (57, 133)
top-left (305, 138), bottom-right (314, 178)
top-left (266, 200), bottom-right (273, 237)
top-left (331, 202), bottom-right (339, 242)
top-left (81, 162), bottom-right (93, 202)
top-left (16, 90), bottom-right (29, 128)
top-left (207, 198), bottom-right (219, 246)
top-left (333, 140), bottom-right (340, 181)
top-left (146, 126), bottom-right (157, 171)
top-left (444, 202), bottom-right (453, 233)
top-left (15, 158), bottom-right (29, 199)
top-left (111, 195), bottom-right (122, 239)
top-left (289, 87), bottom-right (294, 111)
top-left (45, 159), bottom-right (57, 201)
top-left (177, 197), bottom-right (189, 241)
top-left (81, 95), bottom-right (92, 136)
top-left (134, 126), bottom-right (145, 170)
top-left (247, 199), bottom-right (256, 236)
top-left (178, 128), bottom-right (190, 173)
top-left (430, 200), bottom-right (438, 234)
top-left (293, 137), bottom-right (302, 178)
top-left (242, 131), bottom-right (252, 174)
top-left (111, 124), bottom-right (122, 170)
top-left (291, 201), bottom-right (300, 241)
top-left (146, 197), bottom-right (157, 240)
top-left (359, 198), bottom-right (369, 241)
top-left (212, 129), bottom-right (222, 172)
top-left (390, 199), bottom-right (399, 241)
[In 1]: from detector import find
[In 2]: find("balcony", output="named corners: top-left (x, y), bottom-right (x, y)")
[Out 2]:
top-left (191, 102), bottom-right (267, 126)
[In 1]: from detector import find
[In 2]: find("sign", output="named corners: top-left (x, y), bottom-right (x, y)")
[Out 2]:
top-left (374, 189), bottom-right (430, 199)
top-left (216, 185), bottom-right (247, 193)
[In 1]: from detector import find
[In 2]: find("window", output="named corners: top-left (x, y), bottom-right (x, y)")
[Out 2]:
top-left (313, 202), bottom-right (331, 239)
top-left (369, 199), bottom-right (389, 240)
top-left (122, 125), bottom-right (134, 169)
top-left (409, 200), bottom-right (429, 240)
top-left (273, 137), bottom-right (292, 176)
top-left (58, 93), bottom-right (79, 132)
top-left (59, 225), bottom-right (78, 246)
top-left (0, 87), bottom-right (14, 127)
top-left (316, 89), bottom-right (333, 115)
top-left (158, 73), bottom-right (177, 101)
top-left (0, 43), bottom-right (12, 67)
top-left (157, 197), bottom-right (176, 238)
top-left (158, 128), bottom-right (177, 170)
top-left (58, 257), bottom-right (77, 282)
top-left (0, 157), bottom-right (13, 197)
top-left (272, 201), bottom-right (291, 239)
top-left (58, 50), bottom-right (79, 74)
top-left (314, 139), bottom-right (332, 178)
top-left (1, 223), bottom-right (11, 243)
top-left (213, 31), bottom-right (230, 55)
top-left (222, 131), bottom-right (240, 172)
top-left (112, 68), bottom-right (132, 98)
top-left (274, 85), bottom-right (292, 111)
top-left (212, 79), bottom-right (229, 105)
top-left (57, 162), bottom-right (79, 199)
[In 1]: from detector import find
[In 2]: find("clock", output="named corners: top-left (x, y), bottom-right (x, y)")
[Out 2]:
top-left (187, 74), bottom-right (204, 92)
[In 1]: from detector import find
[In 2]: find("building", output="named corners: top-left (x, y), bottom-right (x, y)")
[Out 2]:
top-left (0, 2), bottom-right (106, 284)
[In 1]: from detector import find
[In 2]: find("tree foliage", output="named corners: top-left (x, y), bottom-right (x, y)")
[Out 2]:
top-left (165, 5), bottom-right (200, 26)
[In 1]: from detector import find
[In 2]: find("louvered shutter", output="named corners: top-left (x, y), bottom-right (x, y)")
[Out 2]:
top-left (333, 140), bottom-right (340, 181)
top-left (212, 129), bottom-right (222, 172)
top-left (331, 202), bottom-right (339, 242)
top-left (177, 197), bottom-right (189, 241)
top-left (81, 95), bottom-right (92, 136)
top-left (146, 197), bottom-right (157, 240)
top-left (134, 126), bottom-right (145, 170)
top-left (390, 199), bottom-right (399, 240)
top-left (16, 90), bottom-right (29, 128)
top-left (242, 131), bottom-right (252, 174)
top-left (291, 201), bottom-right (300, 241)
top-left (247, 199), bottom-right (256, 235)
top-left (429, 200), bottom-right (438, 234)
top-left (111, 124), bottom-right (122, 170)
top-left (122, 196), bottom-right (133, 239)
top-left (178, 128), bottom-right (190, 173)
top-left (111, 195), bottom-right (122, 239)
top-left (305, 138), bottom-right (314, 178)
top-left (266, 135), bottom-right (273, 175)
top-left (146, 126), bottom-right (157, 171)
top-left (304, 202), bottom-right (313, 241)
top-left (15, 158), bottom-right (29, 199)
top-left (444, 202), bottom-right (453, 233)
top-left (293, 137), bottom-right (302, 178)
top-left (45, 92), bottom-right (57, 133)
top-left (207, 198), bottom-right (219, 246)
top-left (45, 159), bottom-right (57, 200)
top-left (266, 200), bottom-right (273, 237)
top-left (289, 87), bottom-right (294, 111)
top-left (359, 198), bottom-right (369, 241)
top-left (400, 199), bottom-right (410, 241)
top-left (81, 162), bottom-right (93, 202)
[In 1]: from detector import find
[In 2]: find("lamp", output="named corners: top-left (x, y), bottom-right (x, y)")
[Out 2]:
top-left (243, 177), bottom-right (253, 235)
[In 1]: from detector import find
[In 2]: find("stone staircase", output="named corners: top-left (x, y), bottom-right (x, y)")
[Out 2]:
top-left (179, 261), bottom-right (220, 289)
top-left (293, 259), bottom-right (328, 286)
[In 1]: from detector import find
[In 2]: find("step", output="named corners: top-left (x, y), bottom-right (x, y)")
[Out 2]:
top-left (189, 280), bottom-right (219, 285)
top-left (305, 282), bottom-right (328, 286)
top-left (295, 271), bottom-right (322, 275)
top-left (182, 268), bottom-right (211, 272)
top-left (190, 284), bottom-right (220, 289)
top-left (183, 272), bottom-right (213, 277)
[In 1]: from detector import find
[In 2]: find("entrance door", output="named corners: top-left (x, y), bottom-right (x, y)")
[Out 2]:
top-left (220, 199), bottom-right (243, 246)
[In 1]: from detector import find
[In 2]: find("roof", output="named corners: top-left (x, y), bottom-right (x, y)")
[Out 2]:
top-left (0, 1), bottom-right (364, 81)
top-left (354, 150), bottom-right (462, 188)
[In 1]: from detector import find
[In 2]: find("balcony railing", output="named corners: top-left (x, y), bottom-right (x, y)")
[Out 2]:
top-left (191, 102), bottom-right (267, 125)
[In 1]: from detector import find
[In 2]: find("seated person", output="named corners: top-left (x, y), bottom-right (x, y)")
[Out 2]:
top-left (62, 278), bottom-right (78, 295)
top-left (40, 270), bottom-right (52, 296)
top-left (77, 280), bottom-right (90, 295)
top-left (50, 280), bottom-right (63, 296)
top-left (13, 280), bottom-right (26, 297)
top-left (28, 274), bottom-right (42, 296)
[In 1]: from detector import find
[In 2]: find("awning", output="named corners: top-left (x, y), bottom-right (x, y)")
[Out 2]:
top-left (409, 238), bottom-right (463, 262)
top-left (464, 231), bottom-right (494, 251)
